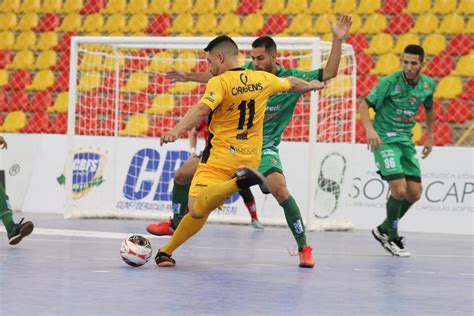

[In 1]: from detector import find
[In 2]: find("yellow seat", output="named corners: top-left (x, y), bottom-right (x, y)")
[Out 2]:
top-left (147, 0), bottom-right (170, 13)
top-left (82, 14), bottom-right (104, 33)
top-left (284, 0), bottom-right (307, 14)
top-left (217, 14), bottom-right (241, 34)
top-left (169, 82), bottom-right (198, 95)
top-left (17, 13), bottom-right (39, 31)
top-left (422, 34), bottom-right (447, 55)
top-left (313, 14), bottom-right (335, 34)
top-left (58, 13), bottom-right (82, 32)
top-left (195, 14), bottom-right (217, 35)
top-left (173, 52), bottom-right (197, 72)
top-left (370, 53), bottom-right (400, 75)
top-left (0, 32), bottom-right (15, 50)
top-left (146, 94), bottom-right (175, 115)
top-left (12, 31), bottom-right (36, 50)
top-left (215, 0), bottom-right (238, 14)
top-left (169, 0), bottom-right (192, 14)
top-left (438, 14), bottom-right (465, 33)
top-left (410, 13), bottom-right (439, 34)
top-left (0, 70), bottom-right (9, 88)
top-left (434, 76), bottom-right (463, 99)
top-left (393, 33), bottom-right (420, 54)
top-left (78, 72), bottom-right (102, 92)
top-left (127, 0), bottom-right (148, 13)
top-left (124, 14), bottom-right (148, 33)
top-left (452, 54), bottom-right (474, 76)
top-left (286, 14), bottom-right (312, 35)
top-left (40, 0), bottom-right (61, 12)
top-left (0, 0), bottom-right (20, 13)
top-left (356, 0), bottom-right (380, 13)
top-left (26, 70), bottom-right (55, 90)
top-left (412, 122), bottom-right (422, 143)
top-left (297, 52), bottom-right (312, 71)
top-left (6, 50), bottom-right (34, 69)
top-left (349, 14), bottom-right (362, 33)
top-left (360, 13), bottom-right (387, 34)
top-left (0, 13), bottom-right (18, 31)
top-left (148, 51), bottom-right (173, 72)
top-left (321, 33), bottom-right (333, 42)
top-left (467, 16), bottom-right (474, 34)
top-left (119, 114), bottom-right (150, 136)
top-left (20, 0), bottom-right (41, 13)
top-left (242, 14), bottom-right (264, 35)
top-left (102, 0), bottom-right (126, 13)
top-left (167, 13), bottom-right (194, 34)
top-left (122, 72), bottom-right (149, 92)
top-left (457, 0), bottom-right (474, 14)
top-left (33, 50), bottom-right (57, 70)
top-left (102, 53), bottom-right (125, 71)
top-left (308, 0), bottom-right (331, 13)
top-left (404, 0), bottom-right (431, 13)
top-left (47, 92), bottom-right (69, 113)
top-left (103, 14), bottom-right (126, 33)
top-left (79, 52), bottom-right (103, 71)
top-left (35, 32), bottom-right (58, 50)
top-left (63, 0), bottom-right (83, 13)
top-left (365, 33), bottom-right (394, 55)
top-left (332, 0), bottom-right (356, 13)
top-left (432, 0), bottom-right (456, 13)
top-left (260, 0), bottom-right (285, 15)
top-left (322, 75), bottom-right (352, 97)
top-left (0, 111), bottom-right (27, 133)
top-left (192, 0), bottom-right (215, 14)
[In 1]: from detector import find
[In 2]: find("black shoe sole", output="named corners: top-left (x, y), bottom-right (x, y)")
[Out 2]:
top-left (371, 229), bottom-right (393, 255)
top-left (9, 222), bottom-right (34, 245)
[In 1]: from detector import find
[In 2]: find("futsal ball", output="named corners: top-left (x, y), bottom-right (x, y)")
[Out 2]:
top-left (120, 234), bottom-right (152, 267)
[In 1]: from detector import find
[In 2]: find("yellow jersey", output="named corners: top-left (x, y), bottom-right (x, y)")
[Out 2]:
top-left (198, 68), bottom-right (290, 168)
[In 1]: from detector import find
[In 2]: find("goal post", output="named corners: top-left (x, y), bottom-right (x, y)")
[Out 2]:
top-left (65, 36), bottom-right (356, 231)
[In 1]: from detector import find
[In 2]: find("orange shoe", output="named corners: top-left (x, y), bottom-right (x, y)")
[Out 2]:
top-left (299, 245), bottom-right (315, 268)
top-left (146, 218), bottom-right (175, 236)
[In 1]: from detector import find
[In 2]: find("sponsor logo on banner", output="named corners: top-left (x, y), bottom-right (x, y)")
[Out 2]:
top-left (57, 148), bottom-right (108, 200)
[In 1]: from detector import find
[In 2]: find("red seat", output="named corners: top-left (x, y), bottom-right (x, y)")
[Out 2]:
top-left (256, 14), bottom-right (288, 36)
top-left (191, 83), bottom-right (207, 95)
top-left (416, 100), bottom-right (445, 122)
top-left (444, 34), bottom-right (473, 56)
top-left (101, 92), bottom-right (125, 113)
top-left (460, 79), bottom-right (474, 99)
top-left (147, 74), bottom-right (172, 94)
top-left (80, 0), bottom-right (106, 14)
top-left (21, 112), bottom-right (51, 133)
top-left (0, 92), bottom-right (7, 111)
top-left (356, 74), bottom-right (378, 97)
top-left (346, 34), bottom-right (369, 54)
top-left (5, 70), bottom-right (32, 91)
top-left (102, 71), bottom-right (125, 92)
top-left (445, 98), bottom-right (472, 123)
top-left (418, 122), bottom-right (453, 146)
top-left (28, 91), bottom-right (53, 112)
top-left (0, 51), bottom-right (13, 69)
top-left (51, 52), bottom-right (70, 71)
top-left (50, 113), bottom-right (68, 134)
top-left (356, 52), bottom-right (374, 75)
top-left (384, 13), bottom-right (413, 34)
top-left (6, 91), bottom-right (29, 111)
top-left (125, 51), bottom-right (149, 71)
top-left (55, 32), bottom-right (78, 52)
top-left (145, 14), bottom-right (172, 35)
top-left (355, 120), bottom-right (367, 143)
top-left (78, 92), bottom-right (102, 114)
top-left (99, 114), bottom-right (126, 136)
top-left (76, 114), bottom-right (100, 135)
top-left (50, 71), bottom-right (69, 91)
top-left (424, 53), bottom-right (454, 77)
top-left (126, 93), bottom-right (151, 113)
top-left (278, 53), bottom-right (298, 69)
top-left (235, 0), bottom-right (260, 15)
top-left (378, 0), bottom-right (406, 14)
top-left (147, 116), bottom-right (175, 137)
top-left (192, 58), bottom-right (208, 73)
top-left (34, 13), bottom-right (60, 32)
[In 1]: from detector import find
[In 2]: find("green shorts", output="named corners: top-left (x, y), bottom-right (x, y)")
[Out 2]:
top-left (258, 147), bottom-right (283, 177)
top-left (373, 142), bottom-right (421, 182)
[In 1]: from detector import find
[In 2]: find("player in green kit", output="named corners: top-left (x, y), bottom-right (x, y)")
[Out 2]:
top-left (360, 45), bottom-right (436, 257)
top-left (151, 16), bottom-right (352, 268)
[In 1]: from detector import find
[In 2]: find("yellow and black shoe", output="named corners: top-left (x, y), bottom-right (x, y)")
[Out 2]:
top-left (155, 250), bottom-right (176, 267)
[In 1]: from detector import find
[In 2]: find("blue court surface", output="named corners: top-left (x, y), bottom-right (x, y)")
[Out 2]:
top-left (0, 213), bottom-right (472, 316)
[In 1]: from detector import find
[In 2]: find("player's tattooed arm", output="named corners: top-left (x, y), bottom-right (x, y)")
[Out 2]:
top-left (287, 76), bottom-right (324, 93)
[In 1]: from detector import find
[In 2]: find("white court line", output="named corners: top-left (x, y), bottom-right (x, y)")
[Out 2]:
top-left (405, 271), bottom-right (436, 274)
top-left (354, 268), bottom-right (383, 272)
top-left (92, 270), bottom-right (112, 273)
top-left (247, 263), bottom-right (277, 267)
top-left (459, 273), bottom-right (474, 276)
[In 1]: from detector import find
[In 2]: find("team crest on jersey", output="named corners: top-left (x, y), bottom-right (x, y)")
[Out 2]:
top-left (270, 157), bottom-right (278, 165)
top-left (240, 73), bottom-right (248, 85)
top-left (394, 84), bottom-right (401, 93)
top-left (408, 95), bottom-right (417, 106)
top-left (423, 82), bottom-right (430, 91)
top-left (230, 145), bottom-right (236, 155)
top-left (203, 91), bottom-right (216, 103)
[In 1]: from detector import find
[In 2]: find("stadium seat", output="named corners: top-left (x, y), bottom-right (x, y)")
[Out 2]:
top-left (322, 75), bottom-right (352, 97)
top-left (0, 70), bottom-right (8, 88)
top-left (99, 114), bottom-right (125, 135)
top-left (78, 72), bottom-right (101, 92)
top-left (393, 33), bottom-right (420, 54)
top-left (147, 116), bottom-right (175, 137)
top-left (103, 14), bottom-right (126, 33)
top-left (412, 122), bottom-right (423, 143)
top-left (235, 0), bottom-right (260, 15)
top-left (12, 32), bottom-right (36, 50)
top-left (422, 34), bottom-right (446, 55)
top-left (438, 14), bottom-right (465, 33)
top-left (76, 114), bottom-right (100, 135)
top-left (21, 112), bottom-right (51, 133)
top-left (6, 91), bottom-right (29, 111)
top-left (444, 34), bottom-right (473, 56)
top-left (460, 78), bottom-right (474, 99)
top-left (216, 14), bottom-right (241, 34)
top-left (102, 53), bottom-right (125, 71)
top-left (370, 53), bottom-right (400, 75)
top-left (47, 92), bottom-right (69, 113)
top-left (28, 91), bottom-right (54, 112)
top-left (63, 0), bottom-right (84, 13)
top-left (0, 92), bottom-right (6, 111)
top-left (260, 0), bottom-right (285, 15)
top-left (0, 0), bottom-right (20, 13)
top-left (20, 0), bottom-right (41, 13)
top-left (242, 14), bottom-right (264, 35)
top-left (410, 13), bottom-right (439, 34)
top-left (284, 0), bottom-right (307, 14)
top-left (55, 32), bottom-right (77, 52)
top-left (40, 0), bottom-right (61, 12)
top-left (17, 13), bottom-right (39, 31)
top-left (127, 0), bottom-right (148, 13)
top-left (355, 52), bottom-right (374, 74)
top-left (34, 14), bottom-right (60, 32)
top-left (347, 14), bottom-right (362, 34)
top-left (34, 32), bottom-right (58, 51)
top-left (122, 72), bottom-right (149, 92)
top-left (58, 14), bottom-right (82, 32)
top-left (0, 50), bottom-right (13, 68)
top-left (424, 52), bottom-right (454, 77)
top-left (148, 0), bottom-right (170, 13)
top-left (356, 0), bottom-right (380, 13)
top-left (146, 94), bottom-right (175, 115)
top-left (119, 113), bottom-right (150, 136)
top-left (257, 14), bottom-right (288, 36)
top-left (6, 50), bottom-right (34, 69)
top-left (446, 98), bottom-right (473, 123)
top-left (0, 111), bottom-right (27, 132)
top-left (77, 91), bottom-right (101, 113)
top-left (124, 14), bottom-right (148, 33)
top-left (169, 82), bottom-right (198, 95)
top-left (167, 13), bottom-right (194, 35)
top-left (0, 32), bottom-right (14, 50)
top-left (215, 0), bottom-right (237, 14)
top-left (51, 51), bottom-right (70, 71)
top-left (313, 14), bottom-right (335, 34)
top-left (360, 14), bottom-right (387, 34)
top-left (332, 0), bottom-right (356, 13)
top-left (385, 13), bottom-right (413, 34)
top-left (195, 14), bottom-right (218, 35)
top-left (404, 0), bottom-right (430, 13)
top-left (26, 70), bottom-right (55, 90)
top-left (33, 50), bottom-right (57, 70)
top-left (466, 16), bottom-right (474, 34)
top-left (5, 70), bottom-right (31, 90)
top-left (308, 0), bottom-right (331, 13)
top-left (169, 0), bottom-right (192, 14)
top-left (0, 13), bottom-right (17, 31)
top-left (285, 14), bottom-right (312, 35)
top-left (432, 0), bottom-right (456, 14)
top-left (125, 50), bottom-right (149, 71)
top-left (417, 100), bottom-right (445, 122)
top-left (453, 54), bottom-right (474, 77)
top-left (192, 0), bottom-right (215, 14)
top-left (419, 122), bottom-right (453, 146)
top-left (79, 52), bottom-right (103, 71)
top-left (355, 119), bottom-right (367, 143)
top-left (147, 74), bottom-right (171, 94)
top-left (457, 0), bottom-right (474, 14)
top-left (50, 112), bottom-right (68, 133)
top-left (81, 14), bottom-right (104, 33)
top-left (346, 33), bottom-right (368, 53)
top-left (172, 52), bottom-right (198, 72)
top-left (145, 14), bottom-right (171, 35)
top-left (148, 51), bottom-right (173, 72)
top-left (50, 70), bottom-right (69, 91)
top-left (434, 76), bottom-right (463, 99)
top-left (80, 0), bottom-right (105, 14)
top-left (365, 33), bottom-right (394, 55)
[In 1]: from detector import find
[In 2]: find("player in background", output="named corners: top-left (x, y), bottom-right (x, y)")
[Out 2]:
top-left (0, 136), bottom-right (34, 245)
top-left (147, 116), bottom-right (264, 236)
top-left (162, 15), bottom-right (352, 268)
top-left (360, 45), bottom-right (435, 257)
top-left (155, 35), bottom-right (324, 267)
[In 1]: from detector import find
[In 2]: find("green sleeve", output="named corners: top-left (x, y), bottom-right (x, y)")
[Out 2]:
top-left (289, 68), bottom-right (323, 81)
top-left (242, 62), bottom-right (254, 70)
top-left (365, 79), bottom-right (391, 110)
top-left (423, 93), bottom-right (433, 110)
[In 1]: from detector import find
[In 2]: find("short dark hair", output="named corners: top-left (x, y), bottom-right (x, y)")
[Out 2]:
top-left (252, 36), bottom-right (277, 53)
top-left (404, 45), bottom-right (425, 62)
top-left (204, 35), bottom-right (239, 55)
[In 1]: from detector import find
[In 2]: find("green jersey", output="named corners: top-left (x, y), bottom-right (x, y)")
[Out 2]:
top-left (243, 62), bottom-right (322, 148)
top-left (366, 71), bottom-right (435, 143)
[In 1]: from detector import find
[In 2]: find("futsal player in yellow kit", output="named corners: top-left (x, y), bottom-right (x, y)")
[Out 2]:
top-left (156, 35), bottom-right (324, 267)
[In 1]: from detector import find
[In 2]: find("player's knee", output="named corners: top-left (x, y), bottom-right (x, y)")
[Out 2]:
top-left (174, 168), bottom-right (192, 185)
top-left (406, 190), bottom-right (422, 203)
top-left (189, 209), bottom-right (204, 219)
top-left (391, 187), bottom-right (407, 200)
top-left (271, 186), bottom-right (290, 203)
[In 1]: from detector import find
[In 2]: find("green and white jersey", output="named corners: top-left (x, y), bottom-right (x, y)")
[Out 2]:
top-left (366, 71), bottom-right (435, 144)
top-left (243, 62), bottom-right (323, 148)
